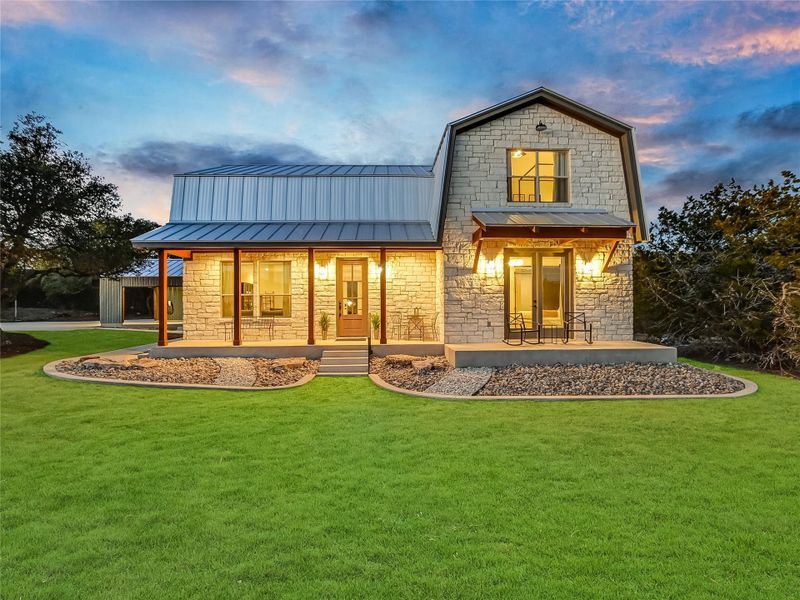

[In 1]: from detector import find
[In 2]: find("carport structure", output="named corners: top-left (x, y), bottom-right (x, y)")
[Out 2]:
top-left (99, 258), bottom-right (183, 327)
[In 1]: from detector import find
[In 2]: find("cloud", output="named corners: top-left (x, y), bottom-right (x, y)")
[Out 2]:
top-left (737, 102), bottom-right (800, 138)
top-left (115, 140), bottom-right (325, 177)
top-left (349, 1), bottom-right (406, 30)
top-left (646, 141), bottom-right (796, 210)
top-left (662, 26), bottom-right (800, 66)
top-left (0, 0), bottom-right (71, 26)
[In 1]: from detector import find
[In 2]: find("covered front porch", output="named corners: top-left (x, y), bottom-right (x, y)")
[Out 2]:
top-left (152, 246), bottom-right (444, 349)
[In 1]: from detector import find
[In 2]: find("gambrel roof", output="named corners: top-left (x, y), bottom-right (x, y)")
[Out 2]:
top-left (133, 87), bottom-right (647, 249)
top-left (430, 87), bottom-right (648, 242)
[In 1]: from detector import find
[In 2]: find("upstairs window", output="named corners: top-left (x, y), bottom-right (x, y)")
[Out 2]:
top-left (507, 150), bottom-right (568, 203)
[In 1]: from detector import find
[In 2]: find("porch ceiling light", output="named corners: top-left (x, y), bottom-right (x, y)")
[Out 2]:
top-left (511, 149), bottom-right (526, 159)
top-left (535, 121), bottom-right (547, 132)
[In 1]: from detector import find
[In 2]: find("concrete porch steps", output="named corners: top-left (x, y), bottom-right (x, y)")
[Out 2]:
top-left (318, 347), bottom-right (369, 376)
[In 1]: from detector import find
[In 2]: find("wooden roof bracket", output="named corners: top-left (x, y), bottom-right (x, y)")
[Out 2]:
top-left (602, 240), bottom-right (620, 273)
top-left (167, 249), bottom-right (193, 260)
top-left (472, 238), bottom-right (483, 273)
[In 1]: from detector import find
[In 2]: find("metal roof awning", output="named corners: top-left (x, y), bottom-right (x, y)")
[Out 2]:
top-left (470, 209), bottom-right (634, 273)
top-left (472, 208), bottom-right (635, 229)
top-left (132, 220), bottom-right (437, 249)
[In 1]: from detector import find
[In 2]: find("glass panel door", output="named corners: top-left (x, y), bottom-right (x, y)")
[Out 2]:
top-left (508, 256), bottom-right (534, 326)
top-left (337, 259), bottom-right (368, 337)
top-left (540, 255), bottom-right (565, 326)
top-left (505, 250), bottom-right (570, 335)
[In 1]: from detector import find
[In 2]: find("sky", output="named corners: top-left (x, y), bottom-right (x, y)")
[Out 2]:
top-left (1, 0), bottom-right (799, 224)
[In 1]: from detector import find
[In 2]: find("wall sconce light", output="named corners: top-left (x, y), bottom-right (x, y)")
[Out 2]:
top-left (576, 255), bottom-right (602, 279)
top-left (535, 121), bottom-right (547, 132)
top-left (314, 262), bottom-right (329, 280)
top-left (477, 254), bottom-right (504, 278)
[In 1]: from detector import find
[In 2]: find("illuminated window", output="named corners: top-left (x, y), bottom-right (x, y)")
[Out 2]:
top-left (258, 261), bottom-right (291, 318)
top-left (221, 262), bottom-right (254, 318)
top-left (507, 150), bottom-right (568, 203)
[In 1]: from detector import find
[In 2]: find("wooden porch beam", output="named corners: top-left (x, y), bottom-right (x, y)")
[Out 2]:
top-left (166, 249), bottom-right (192, 260)
top-left (233, 248), bottom-right (242, 346)
top-left (379, 248), bottom-right (387, 344)
top-left (307, 248), bottom-right (315, 345)
top-left (602, 240), bottom-right (621, 273)
top-left (157, 249), bottom-right (168, 347)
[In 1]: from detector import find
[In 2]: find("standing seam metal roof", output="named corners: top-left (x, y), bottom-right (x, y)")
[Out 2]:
top-left (118, 258), bottom-right (184, 278)
top-left (131, 220), bottom-right (436, 247)
top-left (181, 165), bottom-right (433, 176)
top-left (472, 209), bottom-right (635, 228)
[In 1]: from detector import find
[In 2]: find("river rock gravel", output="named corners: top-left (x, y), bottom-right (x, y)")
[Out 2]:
top-left (251, 358), bottom-right (319, 387)
top-left (213, 358), bottom-right (257, 387)
top-left (478, 362), bottom-right (745, 397)
top-left (370, 355), bottom-right (451, 391)
top-left (57, 357), bottom-right (220, 384)
top-left (425, 367), bottom-right (494, 396)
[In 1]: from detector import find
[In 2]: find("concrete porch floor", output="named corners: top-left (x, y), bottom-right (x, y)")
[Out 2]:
top-left (149, 338), bottom-right (443, 359)
top-left (148, 337), bottom-right (675, 367)
top-left (444, 341), bottom-right (677, 367)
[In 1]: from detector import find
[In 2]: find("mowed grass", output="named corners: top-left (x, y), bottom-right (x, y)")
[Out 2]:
top-left (1, 330), bottom-right (799, 599)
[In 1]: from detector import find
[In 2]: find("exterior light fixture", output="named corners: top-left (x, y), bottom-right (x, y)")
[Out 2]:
top-left (314, 263), bottom-right (329, 280)
top-left (535, 121), bottom-right (547, 132)
top-left (511, 149), bottom-right (526, 159)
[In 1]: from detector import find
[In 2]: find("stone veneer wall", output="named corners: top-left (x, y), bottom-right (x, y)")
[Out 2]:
top-left (442, 103), bottom-right (634, 343)
top-left (183, 251), bottom-right (309, 341)
top-left (182, 250), bottom-right (442, 342)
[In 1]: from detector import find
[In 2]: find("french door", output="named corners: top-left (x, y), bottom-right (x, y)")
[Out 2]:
top-left (336, 258), bottom-right (369, 337)
top-left (504, 249), bottom-right (571, 332)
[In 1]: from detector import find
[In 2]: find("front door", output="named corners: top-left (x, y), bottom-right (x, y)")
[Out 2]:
top-left (336, 258), bottom-right (368, 337)
top-left (505, 250), bottom-right (571, 333)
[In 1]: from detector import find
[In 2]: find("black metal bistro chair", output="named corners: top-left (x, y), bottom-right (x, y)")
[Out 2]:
top-left (504, 312), bottom-right (541, 345)
top-left (563, 311), bottom-right (593, 344)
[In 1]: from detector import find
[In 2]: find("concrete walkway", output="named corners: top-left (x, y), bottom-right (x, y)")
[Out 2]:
top-left (1, 320), bottom-right (101, 331)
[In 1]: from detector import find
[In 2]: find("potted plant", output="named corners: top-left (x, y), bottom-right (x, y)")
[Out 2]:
top-left (370, 312), bottom-right (381, 340)
top-left (319, 311), bottom-right (330, 340)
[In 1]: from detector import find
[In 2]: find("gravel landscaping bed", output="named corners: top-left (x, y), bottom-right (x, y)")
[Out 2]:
top-left (56, 357), bottom-right (220, 385)
top-left (56, 356), bottom-right (318, 387)
top-left (478, 362), bottom-right (746, 397)
top-left (251, 358), bottom-right (319, 387)
top-left (370, 355), bottom-right (451, 391)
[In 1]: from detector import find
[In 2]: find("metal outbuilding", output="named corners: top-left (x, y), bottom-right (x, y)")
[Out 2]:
top-left (99, 258), bottom-right (183, 326)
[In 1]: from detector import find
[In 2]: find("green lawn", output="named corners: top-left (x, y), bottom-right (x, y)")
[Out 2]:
top-left (2, 330), bottom-right (798, 599)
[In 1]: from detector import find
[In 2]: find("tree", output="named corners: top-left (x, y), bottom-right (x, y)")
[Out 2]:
top-left (0, 113), bottom-right (157, 302)
top-left (54, 214), bottom-right (158, 277)
top-left (634, 171), bottom-right (800, 371)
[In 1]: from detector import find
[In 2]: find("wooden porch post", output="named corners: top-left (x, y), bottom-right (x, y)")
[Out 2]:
top-left (157, 249), bottom-right (168, 347)
top-left (307, 248), bottom-right (315, 345)
top-left (379, 248), bottom-right (387, 344)
top-left (233, 248), bottom-right (242, 346)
